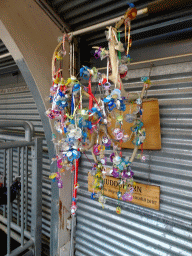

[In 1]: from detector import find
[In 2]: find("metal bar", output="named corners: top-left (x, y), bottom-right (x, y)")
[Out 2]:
top-left (0, 223), bottom-right (28, 244)
top-left (0, 53), bottom-right (11, 59)
top-left (50, 162), bottom-right (59, 256)
top-left (31, 137), bottom-right (43, 256)
top-left (0, 215), bottom-right (31, 240)
top-left (3, 147), bottom-right (6, 217)
top-left (0, 135), bottom-right (26, 141)
top-left (5, 239), bottom-right (34, 256)
top-left (68, 8), bottom-right (148, 37)
top-left (0, 141), bottom-right (34, 149)
top-left (71, 172), bottom-right (74, 205)
top-left (70, 159), bottom-right (78, 256)
top-left (97, 52), bottom-right (192, 70)
top-left (22, 250), bottom-right (34, 256)
top-left (70, 170), bottom-right (75, 256)
top-left (21, 147), bottom-right (24, 246)
top-left (70, 215), bottom-right (75, 256)
top-left (25, 146), bottom-right (28, 230)
top-left (7, 148), bottom-right (13, 255)
top-left (17, 147), bottom-right (20, 226)
top-left (0, 121), bottom-right (34, 142)
top-left (0, 64), bottom-right (18, 71)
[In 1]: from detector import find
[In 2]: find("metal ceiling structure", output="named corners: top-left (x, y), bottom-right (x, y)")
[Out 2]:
top-left (44, 0), bottom-right (192, 67)
top-left (46, 0), bottom-right (192, 32)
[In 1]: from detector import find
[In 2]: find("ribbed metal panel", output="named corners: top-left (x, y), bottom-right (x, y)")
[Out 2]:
top-left (48, 0), bottom-right (192, 32)
top-left (46, 0), bottom-right (192, 57)
top-left (0, 83), bottom-right (44, 133)
top-left (75, 61), bottom-right (192, 256)
top-left (0, 40), bottom-right (18, 75)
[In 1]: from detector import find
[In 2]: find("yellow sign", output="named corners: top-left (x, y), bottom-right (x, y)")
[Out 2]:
top-left (88, 174), bottom-right (160, 210)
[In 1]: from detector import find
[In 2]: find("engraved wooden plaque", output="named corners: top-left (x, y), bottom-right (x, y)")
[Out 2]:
top-left (88, 173), bottom-right (160, 210)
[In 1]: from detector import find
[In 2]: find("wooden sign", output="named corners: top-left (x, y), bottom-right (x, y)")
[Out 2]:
top-left (107, 99), bottom-right (161, 150)
top-left (88, 173), bottom-right (160, 210)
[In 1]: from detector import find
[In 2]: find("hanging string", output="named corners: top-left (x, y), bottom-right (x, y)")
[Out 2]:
top-left (117, 31), bottom-right (121, 60)
top-left (80, 87), bottom-right (82, 110)
top-left (71, 90), bottom-right (75, 115)
top-left (63, 34), bottom-right (67, 56)
top-left (88, 76), bottom-right (93, 112)
top-left (107, 57), bottom-right (109, 83)
top-left (115, 59), bottom-right (119, 89)
top-left (71, 159), bottom-right (79, 212)
top-left (141, 143), bottom-right (143, 154)
top-left (127, 21), bottom-right (131, 56)
top-left (118, 78), bottom-right (122, 91)
top-left (82, 152), bottom-right (95, 167)
top-left (125, 23), bottom-right (126, 44)
top-left (92, 117), bottom-right (101, 125)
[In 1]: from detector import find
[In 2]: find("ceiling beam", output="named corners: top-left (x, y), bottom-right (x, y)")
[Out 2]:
top-left (35, 0), bottom-right (71, 33)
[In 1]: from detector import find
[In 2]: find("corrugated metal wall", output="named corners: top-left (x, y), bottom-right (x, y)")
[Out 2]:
top-left (75, 60), bottom-right (192, 255)
top-left (0, 41), bottom-right (51, 252)
top-left (2, 1), bottom-right (192, 254)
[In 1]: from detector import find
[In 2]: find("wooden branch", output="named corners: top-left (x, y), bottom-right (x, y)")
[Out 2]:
top-left (127, 93), bottom-right (140, 101)
top-left (92, 148), bottom-right (98, 163)
top-left (108, 27), bottom-right (127, 97)
top-left (129, 145), bottom-right (138, 163)
top-left (115, 7), bottom-right (137, 30)
top-left (140, 86), bottom-right (146, 100)
top-left (52, 41), bottom-right (63, 78)
top-left (80, 130), bottom-right (97, 152)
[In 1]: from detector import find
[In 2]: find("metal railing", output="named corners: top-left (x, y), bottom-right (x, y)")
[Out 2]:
top-left (0, 121), bottom-right (42, 256)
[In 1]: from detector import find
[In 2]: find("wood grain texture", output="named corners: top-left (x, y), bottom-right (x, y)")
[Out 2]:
top-left (88, 174), bottom-right (160, 210)
top-left (107, 99), bottom-right (161, 149)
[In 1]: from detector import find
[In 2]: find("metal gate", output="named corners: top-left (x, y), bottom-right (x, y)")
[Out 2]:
top-left (0, 45), bottom-right (52, 253)
top-left (0, 121), bottom-right (43, 256)
top-left (75, 60), bottom-right (192, 256)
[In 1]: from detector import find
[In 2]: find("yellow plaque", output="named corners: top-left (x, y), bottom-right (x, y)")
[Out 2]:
top-left (88, 173), bottom-right (160, 210)
top-left (108, 99), bottom-right (161, 150)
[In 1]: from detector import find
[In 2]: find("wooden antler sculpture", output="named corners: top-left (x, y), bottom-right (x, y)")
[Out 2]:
top-left (51, 5), bottom-right (148, 167)
top-left (88, 6), bottom-right (148, 165)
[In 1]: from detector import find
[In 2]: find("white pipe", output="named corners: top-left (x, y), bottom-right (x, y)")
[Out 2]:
top-left (96, 52), bottom-right (192, 69)
top-left (70, 43), bottom-right (72, 77)
top-left (68, 8), bottom-right (148, 37)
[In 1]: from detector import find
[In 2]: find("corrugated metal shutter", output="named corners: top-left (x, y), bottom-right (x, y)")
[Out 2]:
top-left (0, 42), bottom-right (51, 251)
top-left (75, 60), bottom-right (192, 255)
